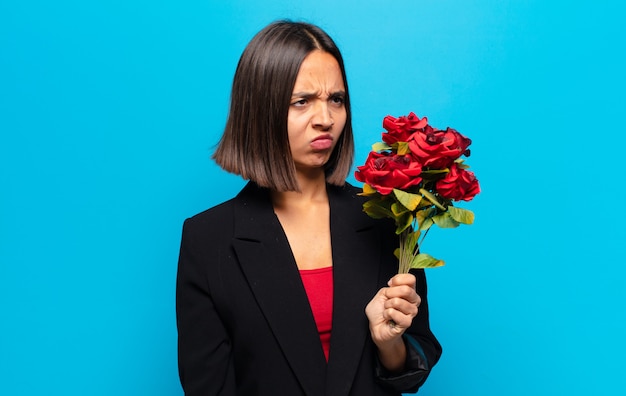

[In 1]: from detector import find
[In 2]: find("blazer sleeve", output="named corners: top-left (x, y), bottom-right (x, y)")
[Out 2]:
top-left (374, 269), bottom-right (443, 392)
top-left (176, 217), bottom-right (236, 395)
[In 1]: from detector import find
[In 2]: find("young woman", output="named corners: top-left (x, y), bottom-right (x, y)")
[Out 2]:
top-left (176, 20), bottom-right (441, 395)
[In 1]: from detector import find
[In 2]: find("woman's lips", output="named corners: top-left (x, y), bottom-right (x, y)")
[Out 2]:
top-left (311, 135), bottom-right (333, 150)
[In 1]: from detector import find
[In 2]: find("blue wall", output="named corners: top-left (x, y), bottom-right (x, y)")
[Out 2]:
top-left (2, 1), bottom-right (625, 394)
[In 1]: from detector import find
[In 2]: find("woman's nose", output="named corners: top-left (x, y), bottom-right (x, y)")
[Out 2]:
top-left (312, 102), bottom-right (334, 130)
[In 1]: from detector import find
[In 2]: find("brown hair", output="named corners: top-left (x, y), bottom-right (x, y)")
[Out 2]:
top-left (212, 20), bottom-right (354, 191)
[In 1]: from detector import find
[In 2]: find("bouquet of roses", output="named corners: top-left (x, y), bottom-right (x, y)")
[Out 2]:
top-left (354, 112), bottom-right (480, 273)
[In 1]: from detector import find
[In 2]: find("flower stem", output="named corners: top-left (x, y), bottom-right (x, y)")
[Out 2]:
top-left (398, 229), bottom-right (409, 274)
top-left (417, 227), bottom-right (431, 252)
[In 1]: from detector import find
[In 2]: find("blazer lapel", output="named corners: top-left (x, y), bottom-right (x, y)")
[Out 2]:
top-left (231, 183), bottom-right (327, 396)
top-left (325, 185), bottom-right (383, 396)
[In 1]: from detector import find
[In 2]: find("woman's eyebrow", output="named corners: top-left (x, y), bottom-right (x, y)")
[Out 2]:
top-left (291, 90), bottom-right (346, 98)
top-left (291, 91), bottom-right (318, 99)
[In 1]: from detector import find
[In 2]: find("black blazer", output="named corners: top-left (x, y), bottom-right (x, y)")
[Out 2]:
top-left (176, 182), bottom-right (441, 395)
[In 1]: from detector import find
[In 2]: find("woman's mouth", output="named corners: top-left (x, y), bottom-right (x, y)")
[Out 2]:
top-left (311, 135), bottom-right (333, 150)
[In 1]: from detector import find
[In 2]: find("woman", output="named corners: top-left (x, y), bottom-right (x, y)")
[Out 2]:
top-left (176, 20), bottom-right (441, 395)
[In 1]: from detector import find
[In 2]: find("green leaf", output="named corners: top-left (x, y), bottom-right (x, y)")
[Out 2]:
top-left (455, 160), bottom-right (470, 170)
top-left (419, 188), bottom-right (447, 211)
top-left (391, 202), bottom-right (413, 234)
top-left (362, 199), bottom-right (393, 219)
top-left (410, 253), bottom-right (445, 269)
top-left (395, 212), bottom-right (414, 234)
top-left (419, 169), bottom-right (450, 183)
top-left (415, 199), bottom-right (434, 210)
top-left (420, 169), bottom-right (450, 175)
top-left (415, 207), bottom-right (436, 231)
top-left (418, 217), bottom-right (434, 231)
top-left (448, 206), bottom-right (475, 225)
top-left (372, 142), bottom-right (391, 152)
top-left (391, 202), bottom-right (409, 216)
top-left (432, 212), bottom-right (461, 228)
top-left (396, 142), bottom-right (410, 155)
top-left (393, 189), bottom-right (422, 211)
top-left (358, 183), bottom-right (379, 196)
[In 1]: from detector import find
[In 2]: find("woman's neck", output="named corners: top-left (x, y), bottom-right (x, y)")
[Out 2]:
top-left (270, 170), bottom-right (333, 271)
top-left (271, 170), bottom-right (328, 209)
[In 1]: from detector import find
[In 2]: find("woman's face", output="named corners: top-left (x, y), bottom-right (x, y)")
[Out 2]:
top-left (287, 50), bottom-right (347, 174)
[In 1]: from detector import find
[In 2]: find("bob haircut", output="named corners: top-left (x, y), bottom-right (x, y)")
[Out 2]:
top-left (212, 20), bottom-right (354, 192)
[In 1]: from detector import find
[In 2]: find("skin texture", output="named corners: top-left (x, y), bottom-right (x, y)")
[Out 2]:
top-left (287, 50), bottom-right (347, 175)
top-left (272, 50), bottom-right (420, 373)
top-left (365, 273), bottom-right (420, 372)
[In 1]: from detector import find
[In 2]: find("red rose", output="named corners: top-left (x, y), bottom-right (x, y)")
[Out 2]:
top-left (435, 163), bottom-right (480, 201)
top-left (408, 126), bottom-right (472, 169)
top-left (381, 112), bottom-right (428, 145)
top-left (354, 151), bottom-right (423, 195)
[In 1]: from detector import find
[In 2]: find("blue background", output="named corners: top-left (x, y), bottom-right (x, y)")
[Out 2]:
top-left (2, 1), bottom-right (625, 395)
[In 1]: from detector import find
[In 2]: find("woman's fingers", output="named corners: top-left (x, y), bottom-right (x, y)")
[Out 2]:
top-left (384, 296), bottom-right (419, 316)
top-left (387, 273), bottom-right (416, 289)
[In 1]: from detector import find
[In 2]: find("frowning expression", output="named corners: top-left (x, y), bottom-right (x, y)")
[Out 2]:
top-left (288, 50), bottom-right (347, 174)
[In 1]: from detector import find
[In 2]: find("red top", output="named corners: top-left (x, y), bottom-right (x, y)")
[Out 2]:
top-left (299, 266), bottom-right (333, 362)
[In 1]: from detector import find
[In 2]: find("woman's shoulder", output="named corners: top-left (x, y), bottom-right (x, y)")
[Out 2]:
top-left (182, 181), bottom-right (271, 233)
top-left (181, 198), bottom-right (237, 240)
top-left (187, 198), bottom-right (235, 221)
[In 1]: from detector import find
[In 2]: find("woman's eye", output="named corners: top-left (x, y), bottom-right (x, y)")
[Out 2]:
top-left (330, 96), bottom-right (345, 105)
